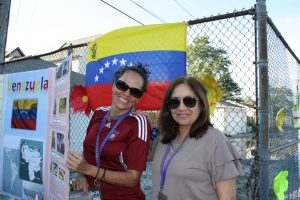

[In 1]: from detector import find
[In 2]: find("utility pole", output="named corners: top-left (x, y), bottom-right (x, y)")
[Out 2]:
top-left (0, 0), bottom-right (11, 63)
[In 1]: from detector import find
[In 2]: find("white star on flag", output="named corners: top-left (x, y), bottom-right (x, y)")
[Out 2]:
top-left (104, 61), bottom-right (110, 68)
top-left (119, 58), bottom-right (127, 66)
top-left (95, 74), bottom-right (99, 82)
top-left (99, 67), bottom-right (104, 74)
top-left (94, 57), bottom-right (133, 82)
top-left (112, 58), bottom-right (118, 65)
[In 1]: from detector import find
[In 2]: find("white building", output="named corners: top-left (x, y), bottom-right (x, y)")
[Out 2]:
top-left (211, 100), bottom-right (256, 158)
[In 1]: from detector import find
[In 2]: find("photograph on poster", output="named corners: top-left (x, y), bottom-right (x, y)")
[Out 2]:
top-left (3, 148), bottom-right (23, 197)
top-left (11, 99), bottom-right (38, 130)
top-left (58, 97), bottom-right (67, 114)
top-left (53, 99), bottom-right (57, 115)
top-left (51, 131), bottom-right (56, 151)
top-left (51, 161), bottom-right (58, 177)
top-left (62, 60), bottom-right (69, 76)
top-left (56, 64), bottom-right (63, 80)
top-left (19, 139), bottom-right (43, 185)
top-left (57, 132), bottom-right (65, 156)
top-left (22, 181), bottom-right (44, 200)
top-left (58, 168), bottom-right (65, 183)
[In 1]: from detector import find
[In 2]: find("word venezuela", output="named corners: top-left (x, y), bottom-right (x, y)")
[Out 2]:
top-left (8, 76), bottom-right (49, 93)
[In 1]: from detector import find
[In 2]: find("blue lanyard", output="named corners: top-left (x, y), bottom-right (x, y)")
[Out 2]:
top-left (95, 109), bottom-right (131, 167)
top-left (159, 134), bottom-right (189, 191)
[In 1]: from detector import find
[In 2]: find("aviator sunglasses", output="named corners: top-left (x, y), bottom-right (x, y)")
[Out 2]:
top-left (115, 80), bottom-right (143, 98)
top-left (167, 96), bottom-right (199, 109)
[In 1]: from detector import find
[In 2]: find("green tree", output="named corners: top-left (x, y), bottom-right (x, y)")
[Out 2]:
top-left (187, 36), bottom-right (241, 100)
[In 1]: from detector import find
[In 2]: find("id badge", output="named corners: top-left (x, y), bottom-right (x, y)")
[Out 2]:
top-left (90, 190), bottom-right (102, 200)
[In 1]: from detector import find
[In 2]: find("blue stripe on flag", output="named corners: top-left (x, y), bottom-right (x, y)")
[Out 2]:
top-left (12, 109), bottom-right (37, 120)
top-left (86, 50), bottom-right (186, 86)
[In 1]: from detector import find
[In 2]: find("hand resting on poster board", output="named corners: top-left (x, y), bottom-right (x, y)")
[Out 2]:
top-left (66, 151), bottom-right (90, 196)
top-left (71, 174), bottom-right (89, 196)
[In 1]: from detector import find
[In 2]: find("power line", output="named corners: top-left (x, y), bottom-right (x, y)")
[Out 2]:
top-left (100, 0), bottom-right (143, 25)
top-left (28, 0), bottom-right (40, 28)
top-left (129, 0), bottom-right (167, 23)
top-left (173, 0), bottom-right (196, 19)
top-left (12, 0), bottom-right (22, 44)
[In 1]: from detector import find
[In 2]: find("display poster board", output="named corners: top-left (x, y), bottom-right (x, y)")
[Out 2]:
top-left (0, 68), bottom-right (53, 199)
top-left (0, 75), bottom-right (5, 191)
top-left (0, 55), bottom-right (72, 200)
top-left (49, 55), bottom-right (71, 200)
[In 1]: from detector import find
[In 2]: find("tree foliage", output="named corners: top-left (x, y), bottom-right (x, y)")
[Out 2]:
top-left (187, 36), bottom-right (241, 100)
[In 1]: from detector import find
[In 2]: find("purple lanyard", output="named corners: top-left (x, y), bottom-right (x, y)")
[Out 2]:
top-left (95, 109), bottom-right (131, 167)
top-left (159, 134), bottom-right (189, 191)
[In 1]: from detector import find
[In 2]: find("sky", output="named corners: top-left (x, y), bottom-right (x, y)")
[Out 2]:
top-left (5, 0), bottom-right (300, 58)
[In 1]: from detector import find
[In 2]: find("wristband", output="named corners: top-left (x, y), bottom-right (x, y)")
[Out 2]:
top-left (100, 169), bottom-right (106, 182)
top-left (93, 168), bottom-right (100, 186)
top-left (94, 168), bottom-right (100, 179)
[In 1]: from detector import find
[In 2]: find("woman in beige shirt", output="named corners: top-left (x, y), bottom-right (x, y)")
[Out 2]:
top-left (151, 76), bottom-right (243, 200)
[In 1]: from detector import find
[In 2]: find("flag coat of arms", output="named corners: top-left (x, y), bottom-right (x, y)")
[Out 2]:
top-left (86, 22), bottom-right (187, 110)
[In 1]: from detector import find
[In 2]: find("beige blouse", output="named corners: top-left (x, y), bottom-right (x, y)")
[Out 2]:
top-left (152, 126), bottom-right (243, 200)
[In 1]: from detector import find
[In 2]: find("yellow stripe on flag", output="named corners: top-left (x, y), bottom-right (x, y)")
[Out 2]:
top-left (87, 22), bottom-right (187, 63)
top-left (13, 99), bottom-right (38, 110)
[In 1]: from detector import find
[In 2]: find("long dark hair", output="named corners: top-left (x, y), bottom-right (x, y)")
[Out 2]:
top-left (158, 76), bottom-right (212, 144)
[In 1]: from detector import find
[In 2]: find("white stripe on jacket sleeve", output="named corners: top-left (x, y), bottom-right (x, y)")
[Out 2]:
top-left (134, 115), bottom-right (148, 142)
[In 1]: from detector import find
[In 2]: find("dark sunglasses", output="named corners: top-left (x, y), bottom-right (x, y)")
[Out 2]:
top-left (115, 80), bottom-right (143, 98)
top-left (167, 96), bottom-right (199, 109)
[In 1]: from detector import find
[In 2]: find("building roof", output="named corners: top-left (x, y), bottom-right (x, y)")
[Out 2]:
top-left (5, 47), bottom-right (25, 62)
top-left (217, 100), bottom-right (255, 109)
top-left (59, 34), bottom-right (102, 49)
top-left (5, 33), bottom-right (102, 63)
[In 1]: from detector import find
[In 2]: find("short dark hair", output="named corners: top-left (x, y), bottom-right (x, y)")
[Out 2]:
top-left (113, 63), bottom-right (150, 93)
top-left (159, 76), bottom-right (212, 144)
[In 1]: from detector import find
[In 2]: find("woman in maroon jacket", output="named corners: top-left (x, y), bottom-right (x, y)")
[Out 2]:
top-left (67, 64), bottom-right (152, 200)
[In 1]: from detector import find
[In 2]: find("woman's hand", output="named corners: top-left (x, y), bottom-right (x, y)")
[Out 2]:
top-left (72, 174), bottom-right (89, 196)
top-left (66, 151), bottom-right (91, 175)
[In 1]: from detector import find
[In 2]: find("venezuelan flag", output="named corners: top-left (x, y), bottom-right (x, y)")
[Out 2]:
top-left (86, 22), bottom-right (187, 110)
top-left (11, 99), bottom-right (38, 130)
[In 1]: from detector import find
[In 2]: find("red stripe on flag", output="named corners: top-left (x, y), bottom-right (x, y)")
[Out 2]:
top-left (11, 119), bottom-right (37, 130)
top-left (86, 84), bottom-right (112, 110)
top-left (86, 82), bottom-right (170, 111)
top-left (136, 82), bottom-right (170, 110)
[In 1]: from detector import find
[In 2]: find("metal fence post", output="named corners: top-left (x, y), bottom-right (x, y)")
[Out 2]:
top-left (256, 0), bottom-right (270, 199)
top-left (68, 45), bottom-right (73, 56)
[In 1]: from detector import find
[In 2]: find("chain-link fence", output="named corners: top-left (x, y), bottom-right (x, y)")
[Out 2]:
top-left (186, 8), bottom-right (257, 200)
top-left (1, 4), bottom-right (300, 200)
top-left (267, 16), bottom-right (300, 199)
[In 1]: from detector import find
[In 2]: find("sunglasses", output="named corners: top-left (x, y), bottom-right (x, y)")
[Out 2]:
top-left (167, 96), bottom-right (199, 109)
top-left (115, 80), bottom-right (143, 98)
